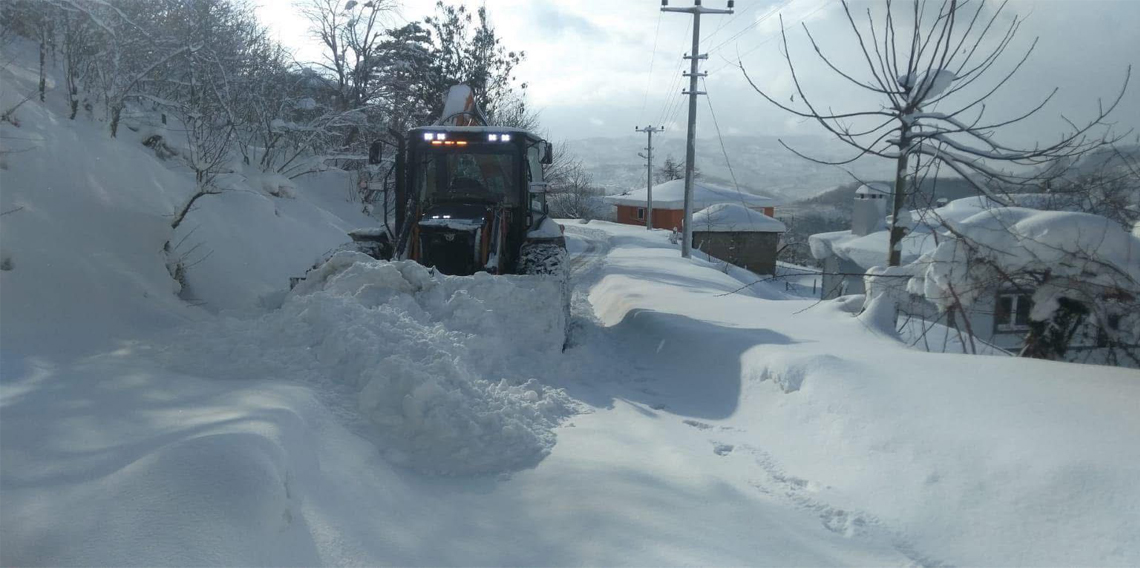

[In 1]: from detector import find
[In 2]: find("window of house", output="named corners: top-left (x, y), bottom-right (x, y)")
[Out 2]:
top-left (636, 207), bottom-right (645, 220)
top-left (995, 292), bottom-right (1033, 332)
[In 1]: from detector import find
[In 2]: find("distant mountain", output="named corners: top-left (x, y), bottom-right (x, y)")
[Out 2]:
top-left (567, 134), bottom-right (889, 203)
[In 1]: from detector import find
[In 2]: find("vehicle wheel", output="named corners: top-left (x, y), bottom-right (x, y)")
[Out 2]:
top-left (518, 242), bottom-right (567, 276)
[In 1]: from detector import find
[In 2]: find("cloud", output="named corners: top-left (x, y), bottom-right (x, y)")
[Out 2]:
top-left (529, 3), bottom-right (605, 40)
top-left (259, 0), bottom-right (1140, 144)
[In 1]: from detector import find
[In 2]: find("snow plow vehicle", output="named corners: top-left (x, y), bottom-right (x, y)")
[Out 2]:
top-left (295, 85), bottom-right (572, 347)
top-left (350, 85), bottom-right (566, 277)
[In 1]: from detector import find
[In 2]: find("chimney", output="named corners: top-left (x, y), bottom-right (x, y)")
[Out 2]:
top-left (851, 183), bottom-right (890, 236)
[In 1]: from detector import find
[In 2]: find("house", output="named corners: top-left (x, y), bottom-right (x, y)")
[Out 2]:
top-left (810, 192), bottom-right (1040, 351)
top-left (603, 179), bottom-right (778, 229)
top-left (691, 203), bottom-right (786, 274)
top-left (808, 189), bottom-right (1134, 355)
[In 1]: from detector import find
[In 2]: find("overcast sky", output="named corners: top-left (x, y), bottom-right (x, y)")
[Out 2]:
top-left (258, 0), bottom-right (1140, 147)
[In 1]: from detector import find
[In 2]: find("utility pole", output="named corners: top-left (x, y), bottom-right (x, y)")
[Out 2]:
top-left (662, 0), bottom-right (733, 258)
top-left (635, 125), bottom-right (663, 230)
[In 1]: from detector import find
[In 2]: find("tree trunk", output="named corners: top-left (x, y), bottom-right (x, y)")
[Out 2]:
top-left (110, 104), bottom-right (122, 138)
top-left (887, 124), bottom-right (911, 266)
top-left (38, 38), bottom-right (47, 103)
top-left (1020, 297), bottom-right (1088, 360)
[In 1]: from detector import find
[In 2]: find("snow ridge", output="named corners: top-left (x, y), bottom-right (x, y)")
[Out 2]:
top-left (158, 253), bottom-right (576, 475)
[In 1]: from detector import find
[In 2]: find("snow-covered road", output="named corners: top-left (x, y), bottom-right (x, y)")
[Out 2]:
top-left (5, 39), bottom-right (1137, 565)
top-left (3, 220), bottom-right (1138, 566)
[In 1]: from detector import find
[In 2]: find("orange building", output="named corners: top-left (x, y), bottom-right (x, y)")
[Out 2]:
top-left (605, 179), bottom-right (778, 230)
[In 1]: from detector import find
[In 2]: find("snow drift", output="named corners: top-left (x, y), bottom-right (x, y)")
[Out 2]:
top-left (159, 252), bottom-right (575, 475)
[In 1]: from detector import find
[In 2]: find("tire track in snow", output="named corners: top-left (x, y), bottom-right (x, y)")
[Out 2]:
top-left (562, 225), bottom-right (610, 349)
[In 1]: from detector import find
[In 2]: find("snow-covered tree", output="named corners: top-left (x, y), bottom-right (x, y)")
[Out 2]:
top-left (743, 0), bottom-right (1130, 267)
top-left (421, 2), bottom-right (526, 124)
top-left (656, 156), bottom-right (683, 183)
top-left (1031, 144), bottom-right (1140, 229)
top-left (655, 155), bottom-right (697, 183)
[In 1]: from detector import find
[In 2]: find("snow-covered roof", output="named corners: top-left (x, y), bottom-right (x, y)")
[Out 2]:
top-left (855, 182), bottom-right (891, 196)
top-left (809, 195), bottom-right (1020, 268)
top-left (905, 207), bottom-right (1140, 316)
top-left (691, 203), bottom-right (786, 233)
top-left (604, 179), bottom-right (779, 209)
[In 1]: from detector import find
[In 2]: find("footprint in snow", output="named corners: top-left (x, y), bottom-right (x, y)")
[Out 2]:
top-left (713, 443), bottom-right (734, 456)
top-left (683, 419), bottom-right (713, 430)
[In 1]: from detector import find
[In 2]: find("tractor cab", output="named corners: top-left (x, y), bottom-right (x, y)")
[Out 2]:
top-left (395, 125), bottom-right (555, 275)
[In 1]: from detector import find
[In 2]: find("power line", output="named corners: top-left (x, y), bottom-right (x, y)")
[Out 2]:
top-left (701, 0), bottom-right (768, 45)
top-left (700, 0), bottom-right (775, 48)
top-left (706, 0), bottom-right (796, 56)
top-left (638, 10), bottom-right (664, 125)
top-left (655, 19), bottom-right (692, 126)
top-left (658, 62), bottom-right (688, 126)
top-left (707, 0), bottom-right (830, 76)
top-left (660, 0), bottom-right (734, 259)
top-left (701, 76), bottom-right (756, 223)
top-left (660, 19), bottom-right (700, 129)
top-left (635, 125), bottom-right (664, 230)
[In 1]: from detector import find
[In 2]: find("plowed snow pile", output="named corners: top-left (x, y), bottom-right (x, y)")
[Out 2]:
top-left (159, 252), bottom-right (575, 475)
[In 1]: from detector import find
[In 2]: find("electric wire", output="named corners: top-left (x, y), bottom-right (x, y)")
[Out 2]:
top-left (707, 0), bottom-right (831, 77)
top-left (638, 10), bottom-right (664, 125)
top-left (700, 0), bottom-right (768, 47)
top-left (706, 0), bottom-right (796, 56)
top-left (701, 76), bottom-right (757, 222)
top-left (655, 19), bottom-right (692, 127)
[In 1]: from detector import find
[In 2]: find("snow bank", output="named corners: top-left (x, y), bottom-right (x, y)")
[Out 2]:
top-left (580, 220), bottom-right (1140, 566)
top-left (0, 37), bottom-right (375, 353)
top-left (160, 253), bottom-right (575, 475)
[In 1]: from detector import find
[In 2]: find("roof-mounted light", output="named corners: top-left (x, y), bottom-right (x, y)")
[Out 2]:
top-left (487, 134), bottom-right (499, 142)
top-left (437, 132), bottom-right (446, 140)
top-left (423, 132), bottom-right (434, 141)
top-left (500, 134), bottom-right (511, 142)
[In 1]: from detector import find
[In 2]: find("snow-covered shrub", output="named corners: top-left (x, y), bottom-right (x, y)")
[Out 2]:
top-left (142, 133), bottom-right (178, 160)
top-left (894, 207), bottom-right (1140, 365)
top-left (257, 173), bottom-right (297, 199)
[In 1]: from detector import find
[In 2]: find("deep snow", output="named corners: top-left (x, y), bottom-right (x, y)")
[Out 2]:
top-left (3, 39), bottom-right (1140, 567)
top-left (160, 251), bottom-right (575, 475)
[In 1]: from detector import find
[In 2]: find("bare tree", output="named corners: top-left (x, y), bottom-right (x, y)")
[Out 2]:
top-left (57, 4), bottom-right (94, 120)
top-left (742, 0), bottom-right (1130, 267)
top-left (1031, 142), bottom-right (1140, 228)
top-left (548, 161), bottom-right (603, 220)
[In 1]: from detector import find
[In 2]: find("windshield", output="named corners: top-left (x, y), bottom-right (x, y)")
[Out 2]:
top-left (416, 148), bottom-right (518, 205)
